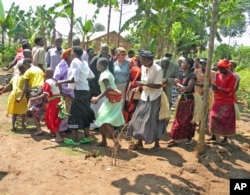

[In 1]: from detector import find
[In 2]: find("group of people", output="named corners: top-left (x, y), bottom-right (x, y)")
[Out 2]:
top-left (0, 36), bottom-right (240, 150)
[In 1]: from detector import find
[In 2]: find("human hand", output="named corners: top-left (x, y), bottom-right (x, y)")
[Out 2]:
top-left (16, 97), bottom-right (22, 103)
top-left (133, 87), bottom-right (140, 92)
top-left (91, 96), bottom-right (98, 104)
top-left (174, 79), bottom-right (179, 85)
top-left (56, 80), bottom-right (61, 87)
top-left (212, 84), bottom-right (218, 90)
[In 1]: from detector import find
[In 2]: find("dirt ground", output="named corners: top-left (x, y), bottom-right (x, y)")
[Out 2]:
top-left (0, 71), bottom-right (250, 195)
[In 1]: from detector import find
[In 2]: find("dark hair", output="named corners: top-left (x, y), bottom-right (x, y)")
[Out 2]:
top-left (72, 37), bottom-right (81, 46)
top-left (55, 37), bottom-right (63, 42)
top-left (22, 42), bottom-right (30, 49)
top-left (72, 46), bottom-right (83, 57)
top-left (184, 58), bottom-right (194, 69)
top-left (23, 58), bottom-right (32, 67)
top-left (87, 48), bottom-right (94, 54)
top-left (128, 49), bottom-right (135, 55)
top-left (165, 52), bottom-right (172, 58)
top-left (97, 57), bottom-right (109, 68)
top-left (18, 62), bottom-right (25, 74)
top-left (34, 37), bottom-right (43, 45)
top-left (229, 60), bottom-right (237, 67)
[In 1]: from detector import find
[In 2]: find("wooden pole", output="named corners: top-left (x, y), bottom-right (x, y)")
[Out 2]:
top-left (196, 0), bottom-right (219, 155)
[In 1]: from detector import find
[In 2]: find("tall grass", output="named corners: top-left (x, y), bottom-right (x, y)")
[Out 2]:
top-left (236, 67), bottom-right (250, 106)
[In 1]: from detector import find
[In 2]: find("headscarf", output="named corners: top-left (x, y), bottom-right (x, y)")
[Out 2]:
top-left (61, 48), bottom-right (72, 60)
top-left (217, 59), bottom-right (230, 69)
top-left (178, 56), bottom-right (185, 61)
top-left (140, 50), bottom-right (154, 61)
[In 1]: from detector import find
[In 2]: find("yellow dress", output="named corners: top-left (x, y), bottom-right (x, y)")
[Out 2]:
top-left (7, 75), bottom-right (28, 115)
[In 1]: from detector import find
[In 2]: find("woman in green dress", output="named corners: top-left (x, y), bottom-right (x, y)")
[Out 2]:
top-left (91, 58), bottom-right (125, 147)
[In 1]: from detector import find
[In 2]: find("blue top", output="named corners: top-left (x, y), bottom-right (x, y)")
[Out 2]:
top-left (113, 59), bottom-right (130, 84)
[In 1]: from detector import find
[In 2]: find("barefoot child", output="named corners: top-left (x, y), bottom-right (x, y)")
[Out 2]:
top-left (0, 63), bottom-right (28, 131)
top-left (29, 68), bottom-right (62, 142)
top-left (91, 58), bottom-right (125, 147)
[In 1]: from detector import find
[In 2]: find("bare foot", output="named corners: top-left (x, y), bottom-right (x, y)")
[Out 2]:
top-left (98, 141), bottom-right (107, 147)
top-left (51, 138), bottom-right (63, 142)
top-left (11, 127), bottom-right (16, 132)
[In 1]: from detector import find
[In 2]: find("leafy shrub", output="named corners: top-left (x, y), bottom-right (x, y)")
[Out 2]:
top-left (2, 45), bottom-right (17, 63)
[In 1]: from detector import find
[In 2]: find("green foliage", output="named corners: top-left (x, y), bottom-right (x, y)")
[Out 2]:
top-left (237, 67), bottom-right (250, 106)
top-left (213, 43), bottom-right (234, 60)
top-left (0, 0), bottom-right (5, 22)
top-left (124, 34), bottom-right (139, 46)
top-left (233, 46), bottom-right (250, 68)
top-left (93, 23), bottom-right (105, 32)
top-left (2, 45), bottom-right (17, 62)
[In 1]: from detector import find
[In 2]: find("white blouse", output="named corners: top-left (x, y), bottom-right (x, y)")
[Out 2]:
top-left (140, 63), bottom-right (163, 101)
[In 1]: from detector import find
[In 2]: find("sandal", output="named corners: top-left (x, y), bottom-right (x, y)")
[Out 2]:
top-left (167, 140), bottom-right (178, 147)
top-left (79, 137), bottom-right (95, 144)
top-left (185, 139), bottom-right (193, 145)
top-left (64, 139), bottom-right (80, 146)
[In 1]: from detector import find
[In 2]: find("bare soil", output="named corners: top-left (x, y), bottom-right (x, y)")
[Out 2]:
top-left (0, 70), bottom-right (250, 195)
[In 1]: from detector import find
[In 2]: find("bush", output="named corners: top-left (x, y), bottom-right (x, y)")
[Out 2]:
top-left (237, 67), bottom-right (250, 106)
top-left (2, 45), bottom-right (17, 63)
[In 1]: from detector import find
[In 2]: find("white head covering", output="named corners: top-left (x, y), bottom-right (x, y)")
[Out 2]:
top-left (178, 56), bottom-right (185, 61)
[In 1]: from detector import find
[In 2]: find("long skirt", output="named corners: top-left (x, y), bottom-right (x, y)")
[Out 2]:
top-left (59, 96), bottom-right (72, 132)
top-left (116, 82), bottom-right (128, 110)
top-left (170, 99), bottom-right (196, 140)
top-left (209, 102), bottom-right (236, 136)
top-left (68, 90), bottom-right (95, 131)
top-left (128, 96), bottom-right (166, 144)
top-left (45, 97), bottom-right (61, 133)
top-left (90, 96), bottom-right (106, 129)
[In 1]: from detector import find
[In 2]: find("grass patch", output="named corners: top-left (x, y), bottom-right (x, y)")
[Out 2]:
top-left (0, 96), bottom-right (8, 105)
top-left (236, 67), bottom-right (250, 106)
top-left (56, 146), bottom-right (87, 157)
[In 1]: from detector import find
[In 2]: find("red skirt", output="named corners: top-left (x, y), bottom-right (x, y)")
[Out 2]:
top-left (45, 98), bottom-right (61, 133)
top-left (170, 99), bottom-right (196, 140)
top-left (209, 102), bottom-right (236, 136)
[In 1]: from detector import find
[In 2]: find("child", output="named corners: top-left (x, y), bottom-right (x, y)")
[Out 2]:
top-left (29, 68), bottom-right (62, 142)
top-left (0, 63), bottom-right (28, 131)
top-left (91, 58), bottom-right (125, 147)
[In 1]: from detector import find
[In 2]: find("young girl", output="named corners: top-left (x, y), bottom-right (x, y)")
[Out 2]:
top-left (29, 68), bottom-right (62, 142)
top-left (0, 63), bottom-right (27, 131)
top-left (91, 57), bottom-right (125, 147)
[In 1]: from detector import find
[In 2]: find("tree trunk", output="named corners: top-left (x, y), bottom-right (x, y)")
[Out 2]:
top-left (117, 0), bottom-right (123, 46)
top-left (68, 0), bottom-right (74, 48)
top-left (196, 0), bottom-right (219, 155)
top-left (1, 29), bottom-right (4, 62)
top-left (107, 0), bottom-right (112, 45)
top-left (51, 27), bottom-right (56, 45)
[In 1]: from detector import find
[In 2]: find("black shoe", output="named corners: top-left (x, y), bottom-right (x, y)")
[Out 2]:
top-left (221, 137), bottom-right (228, 144)
top-left (206, 135), bottom-right (216, 141)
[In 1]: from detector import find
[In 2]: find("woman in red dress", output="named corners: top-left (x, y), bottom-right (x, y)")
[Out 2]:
top-left (123, 52), bottom-right (142, 123)
top-left (209, 59), bottom-right (236, 143)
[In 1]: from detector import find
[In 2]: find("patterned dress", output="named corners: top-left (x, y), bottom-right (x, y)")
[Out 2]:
top-left (170, 72), bottom-right (197, 140)
top-left (209, 72), bottom-right (236, 136)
